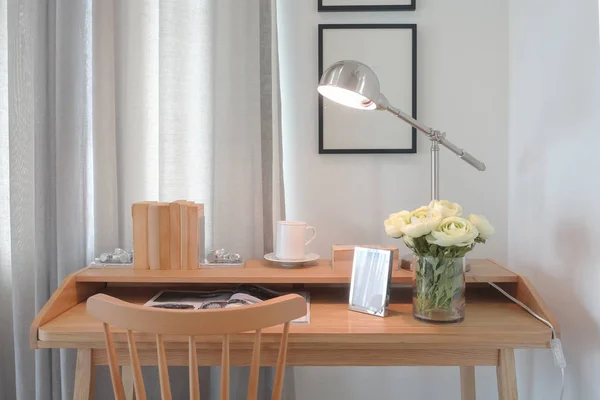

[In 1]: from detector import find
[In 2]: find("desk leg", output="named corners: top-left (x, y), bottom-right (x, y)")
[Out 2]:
top-left (460, 366), bottom-right (476, 400)
top-left (74, 349), bottom-right (95, 400)
top-left (122, 366), bottom-right (136, 400)
top-left (497, 349), bottom-right (518, 400)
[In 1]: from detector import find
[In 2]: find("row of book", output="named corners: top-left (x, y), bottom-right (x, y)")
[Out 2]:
top-left (132, 201), bottom-right (205, 270)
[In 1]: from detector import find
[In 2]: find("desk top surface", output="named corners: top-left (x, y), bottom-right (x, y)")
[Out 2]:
top-left (75, 258), bottom-right (517, 284)
top-left (37, 286), bottom-right (551, 349)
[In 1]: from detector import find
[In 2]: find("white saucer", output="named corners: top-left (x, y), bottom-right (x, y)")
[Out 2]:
top-left (264, 253), bottom-right (320, 268)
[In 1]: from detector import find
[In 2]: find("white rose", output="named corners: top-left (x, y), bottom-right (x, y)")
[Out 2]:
top-left (402, 206), bottom-right (442, 238)
top-left (468, 214), bottom-right (495, 240)
top-left (384, 210), bottom-right (411, 238)
top-left (428, 199), bottom-right (463, 218)
top-left (426, 216), bottom-right (479, 247)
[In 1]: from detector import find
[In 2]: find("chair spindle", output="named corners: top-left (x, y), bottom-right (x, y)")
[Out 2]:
top-left (102, 322), bottom-right (126, 400)
top-left (247, 329), bottom-right (262, 400)
top-left (272, 322), bottom-right (291, 400)
top-left (126, 330), bottom-right (147, 400)
top-left (156, 334), bottom-right (172, 400)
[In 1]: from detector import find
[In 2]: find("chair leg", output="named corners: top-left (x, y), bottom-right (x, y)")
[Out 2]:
top-left (497, 349), bottom-right (518, 400)
top-left (460, 366), bottom-right (476, 400)
top-left (122, 366), bottom-right (136, 400)
top-left (74, 349), bottom-right (95, 400)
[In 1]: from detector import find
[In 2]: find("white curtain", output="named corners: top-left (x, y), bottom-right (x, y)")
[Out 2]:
top-left (0, 0), bottom-right (287, 399)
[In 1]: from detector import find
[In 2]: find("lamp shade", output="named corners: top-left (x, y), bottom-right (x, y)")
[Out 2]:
top-left (317, 60), bottom-right (381, 110)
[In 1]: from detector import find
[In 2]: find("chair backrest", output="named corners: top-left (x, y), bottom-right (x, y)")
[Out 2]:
top-left (87, 293), bottom-right (307, 400)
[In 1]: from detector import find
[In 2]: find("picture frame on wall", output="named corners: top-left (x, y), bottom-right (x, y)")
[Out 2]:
top-left (318, 0), bottom-right (416, 12)
top-left (318, 24), bottom-right (417, 154)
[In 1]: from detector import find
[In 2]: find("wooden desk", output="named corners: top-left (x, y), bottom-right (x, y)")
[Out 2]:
top-left (31, 259), bottom-right (556, 400)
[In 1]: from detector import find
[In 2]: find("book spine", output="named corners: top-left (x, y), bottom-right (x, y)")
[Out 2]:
top-left (132, 202), bottom-right (150, 269)
top-left (147, 203), bottom-right (160, 270)
top-left (187, 205), bottom-right (199, 270)
top-left (158, 203), bottom-right (170, 270)
top-left (179, 203), bottom-right (189, 270)
top-left (198, 213), bottom-right (205, 263)
top-left (169, 202), bottom-right (181, 270)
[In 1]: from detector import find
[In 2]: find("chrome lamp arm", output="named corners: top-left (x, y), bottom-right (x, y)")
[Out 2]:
top-left (378, 95), bottom-right (486, 172)
top-left (377, 95), bottom-right (486, 200)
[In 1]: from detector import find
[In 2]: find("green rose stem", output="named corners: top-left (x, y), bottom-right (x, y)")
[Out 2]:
top-left (414, 256), bottom-right (463, 315)
top-left (407, 236), bottom-right (472, 318)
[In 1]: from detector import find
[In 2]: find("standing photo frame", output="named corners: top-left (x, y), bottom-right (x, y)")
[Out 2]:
top-left (349, 247), bottom-right (394, 317)
top-left (318, 24), bottom-right (417, 154)
top-left (318, 0), bottom-right (416, 12)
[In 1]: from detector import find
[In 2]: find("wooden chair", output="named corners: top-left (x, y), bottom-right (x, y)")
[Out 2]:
top-left (86, 293), bottom-right (307, 400)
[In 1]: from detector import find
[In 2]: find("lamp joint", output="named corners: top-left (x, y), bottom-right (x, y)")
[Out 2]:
top-left (429, 130), bottom-right (446, 142)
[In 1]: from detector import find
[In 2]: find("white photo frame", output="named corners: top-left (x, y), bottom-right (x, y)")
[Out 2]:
top-left (318, 24), bottom-right (417, 154)
top-left (349, 247), bottom-right (394, 317)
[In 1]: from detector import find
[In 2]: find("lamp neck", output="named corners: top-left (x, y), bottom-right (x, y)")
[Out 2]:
top-left (431, 140), bottom-right (440, 201)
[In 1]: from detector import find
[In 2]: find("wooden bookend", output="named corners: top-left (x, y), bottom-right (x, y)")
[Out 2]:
top-left (158, 204), bottom-right (171, 270)
top-left (147, 204), bottom-right (161, 270)
top-left (132, 202), bottom-right (150, 269)
top-left (187, 205), bottom-right (199, 270)
top-left (331, 245), bottom-right (399, 269)
top-left (169, 203), bottom-right (181, 270)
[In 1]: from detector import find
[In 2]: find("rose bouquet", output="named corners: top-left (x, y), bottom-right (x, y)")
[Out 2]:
top-left (384, 200), bottom-right (494, 322)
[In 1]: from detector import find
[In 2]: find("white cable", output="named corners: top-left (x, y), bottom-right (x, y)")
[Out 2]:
top-left (560, 367), bottom-right (565, 400)
top-left (478, 279), bottom-right (557, 339)
top-left (471, 275), bottom-right (565, 400)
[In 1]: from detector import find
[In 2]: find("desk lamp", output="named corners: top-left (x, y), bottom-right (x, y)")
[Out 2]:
top-left (317, 60), bottom-right (486, 200)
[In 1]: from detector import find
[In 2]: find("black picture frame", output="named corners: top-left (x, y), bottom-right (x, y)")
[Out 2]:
top-left (318, 24), bottom-right (417, 154)
top-left (318, 0), bottom-right (416, 12)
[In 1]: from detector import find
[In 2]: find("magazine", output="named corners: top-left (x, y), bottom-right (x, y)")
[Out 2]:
top-left (144, 284), bottom-right (310, 324)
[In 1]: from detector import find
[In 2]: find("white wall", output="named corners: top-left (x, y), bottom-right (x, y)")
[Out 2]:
top-left (279, 0), bottom-right (509, 399)
top-left (279, 0), bottom-right (509, 263)
top-left (509, 0), bottom-right (600, 399)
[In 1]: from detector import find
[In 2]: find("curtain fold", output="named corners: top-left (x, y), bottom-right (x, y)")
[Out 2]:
top-left (0, 0), bottom-right (15, 398)
top-left (0, 0), bottom-right (288, 398)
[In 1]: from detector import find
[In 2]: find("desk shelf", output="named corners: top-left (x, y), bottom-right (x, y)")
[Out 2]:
top-left (74, 258), bottom-right (518, 284)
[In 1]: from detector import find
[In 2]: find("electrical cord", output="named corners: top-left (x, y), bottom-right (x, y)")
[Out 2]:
top-left (471, 275), bottom-right (566, 400)
top-left (560, 366), bottom-right (565, 400)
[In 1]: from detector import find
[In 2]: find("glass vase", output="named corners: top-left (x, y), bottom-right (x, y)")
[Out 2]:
top-left (412, 255), bottom-right (466, 323)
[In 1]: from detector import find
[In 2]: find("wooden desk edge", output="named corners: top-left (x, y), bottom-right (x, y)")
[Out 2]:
top-left (30, 272), bottom-right (104, 349)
